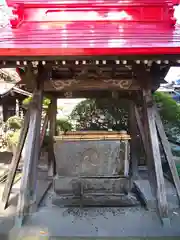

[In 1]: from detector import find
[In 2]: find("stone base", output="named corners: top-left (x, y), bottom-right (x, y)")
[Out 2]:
top-left (52, 193), bottom-right (139, 207)
top-left (52, 194), bottom-right (140, 207)
top-left (52, 176), bottom-right (138, 207)
top-left (53, 176), bottom-right (131, 195)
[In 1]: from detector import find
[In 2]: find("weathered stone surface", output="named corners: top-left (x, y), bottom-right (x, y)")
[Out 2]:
top-left (52, 193), bottom-right (139, 207)
top-left (53, 176), bottom-right (81, 195)
top-left (53, 140), bottom-right (132, 204)
top-left (54, 176), bottom-right (130, 195)
top-left (54, 140), bottom-right (126, 176)
top-left (82, 177), bottom-right (130, 193)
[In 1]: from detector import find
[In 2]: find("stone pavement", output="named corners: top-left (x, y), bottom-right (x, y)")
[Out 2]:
top-left (8, 205), bottom-right (180, 239)
top-left (8, 177), bottom-right (180, 240)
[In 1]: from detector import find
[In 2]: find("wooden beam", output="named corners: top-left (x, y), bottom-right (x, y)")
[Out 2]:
top-left (2, 110), bottom-right (30, 209)
top-left (44, 78), bottom-right (140, 92)
top-left (48, 96), bottom-right (57, 177)
top-left (142, 89), bottom-right (168, 223)
top-left (59, 131), bottom-right (130, 135)
top-left (16, 89), bottom-right (43, 226)
top-left (154, 106), bottom-right (180, 204)
top-left (45, 90), bottom-right (140, 100)
top-left (54, 133), bottom-right (131, 141)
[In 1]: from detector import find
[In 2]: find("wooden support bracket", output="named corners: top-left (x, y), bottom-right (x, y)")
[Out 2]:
top-left (2, 110), bottom-right (30, 209)
top-left (142, 89), bottom-right (169, 224)
top-left (16, 89), bottom-right (43, 227)
top-left (135, 104), bottom-right (157, 197)
top-left (154, 105), bottom-right (180, 204)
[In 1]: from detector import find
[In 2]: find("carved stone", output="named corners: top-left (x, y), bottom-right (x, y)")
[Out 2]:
top-left (53, 136), bottom-right (132, 204)
top-left (54, 140), bottom-right (127, 176)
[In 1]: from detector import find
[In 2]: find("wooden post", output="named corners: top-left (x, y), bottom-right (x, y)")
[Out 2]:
top-left (154, 106), bottom-right (180, 203)
top-left (40, 108), bottom-right (49, 149)
top-left (124, 140), bottom-right (130, 177)
top-left (48, 96), bottom-right (57, 177)
top-left (0, 104), bottom-right (3, 122)
top-left (129, 101), bottom-right (139, 178)
top-left (16, 99), bottom-right (20, 117)
top-left (2, 110), bottom-right (30, 209)
top-left (16, 89), bottom-right (43, 226)
top-left (134, 106), bottom-right (146, 153)
top-left (135, 105), bottom-right (155, 182)
top-left (0, 104), bottom-right (4, 148)
top-left (142, 89), bottom-right (168, 223)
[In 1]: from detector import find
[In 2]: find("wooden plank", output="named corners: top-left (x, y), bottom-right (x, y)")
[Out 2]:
top-left (154, 106), bottom-right (180, 204)
top-left (54, 135), bottom-right (131, 141)
top-left (62, 131), bottom-right (128, 135)
top-left (2, 110), bottom-right (30, 209)
top-left (48, 96), bottom-right (57, 177)
top-left (143, 90), bottom-right (168, 223)
top-left (16, 89), bottom-right (43, 226)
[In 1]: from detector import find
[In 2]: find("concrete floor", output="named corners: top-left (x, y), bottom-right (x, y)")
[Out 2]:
top-left (0, 168), bottom-right (179, 239)
top-left (9, 180), bottom-right (180, 239)
top-left (10, 205), bottom-right (180, 239)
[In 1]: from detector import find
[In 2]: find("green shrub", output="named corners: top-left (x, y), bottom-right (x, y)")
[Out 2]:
top-left (22, 96), bottom-right (51, 109)
top-left (22, 96), bottom-right (32, 107)
top-left (5, 129), bottom-right (20, 152)
top-left (56, 118), bottom-right (72, 133)
top-left (153, 92), bottom-right (180, 140)
top-left (70, 98), bottom-right (129, 131)
top-left (5, 116), bottom-right (23, 131)
top-left (43, 97), bottom-right (51, 108)
top-left (70, 94), bottom-right (180, 140)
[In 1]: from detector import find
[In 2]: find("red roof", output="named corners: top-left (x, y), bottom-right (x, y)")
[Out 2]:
top-left (0, 0), bottom-right (180, 57)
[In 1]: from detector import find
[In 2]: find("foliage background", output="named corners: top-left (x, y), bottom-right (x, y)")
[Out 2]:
top-left (70, 98), bottom-right (129, 131)
top-left (70, 92), bottom-right (180, 141)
